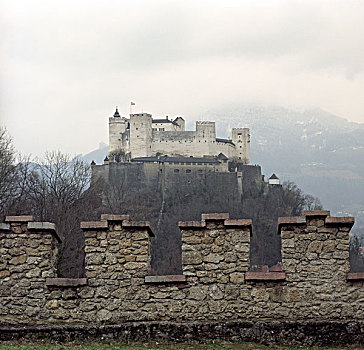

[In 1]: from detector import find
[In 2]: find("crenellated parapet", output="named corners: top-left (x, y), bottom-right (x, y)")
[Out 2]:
top-left (1, 211), bottom-right (364, 343)
top-left (0, 216), bottom-right (61, 325)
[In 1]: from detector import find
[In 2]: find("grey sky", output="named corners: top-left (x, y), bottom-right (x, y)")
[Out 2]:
top-left (1, 0), bottom-right (364, 157)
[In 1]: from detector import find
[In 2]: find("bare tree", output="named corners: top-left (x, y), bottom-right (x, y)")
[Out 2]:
top-left (22, 151), bottom-right (99, 277)
top-left (0, 127), bottom-right (16, 218)
top-left (282, 181), bottom-right (322, 216)
top-left (28, 151), bottom-right (91, 222)
top-left (0, 143), bottom-right (99, 277)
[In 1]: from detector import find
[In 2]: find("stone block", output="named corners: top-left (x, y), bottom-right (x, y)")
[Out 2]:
top-left (282, 238), bottom-right (295, 248)
top-left (5, 216), bottom-right (34, 222)
top-left (201, 213), bottom-right (229, 221)
top-left (9, 255), bottom-right (26, 265)
top-left (204, 253), bottom-right (223, 263)
top-left (80, 221), bottom-right (108, 230)
top-left (308, 241), bottom-right (323, 253)
top-left (0, 270), bottom-right (10, 278)
top-left (183, 236), bottom-right (202, 245)
top-left (230, 272), bottom-right (245, 284)
top-left (288, 288), bottom-right (302, 302)
top-left (281, 230), bottom-right (294, 239)
top-left (322, 240), bottom-right (336, 253)
top-left (188, 285), bottom-right (208, 300)
top-left (145, 275), bottom-right (186, 284)
top-left (183, 251), bottom-right (202, 265)
top-left (251, 288), bottom-right (269, 302)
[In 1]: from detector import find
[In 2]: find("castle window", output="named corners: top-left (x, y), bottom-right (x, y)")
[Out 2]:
top-left (174, 169), bottom-right (179, 173)
top-left (198, 169), bottom-right (203, 174)
top-left (136, 128), bottom-right (139, 130)
top-left (186, 169), bottom-right (191, 173)
top-left (159, 128), bottom-right (164, 131)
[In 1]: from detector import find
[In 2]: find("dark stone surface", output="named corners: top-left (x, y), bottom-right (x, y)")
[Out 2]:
top-left (93, 162), bottom-right (287, 275)
top-left (1, 320), bottom-right (363, 346)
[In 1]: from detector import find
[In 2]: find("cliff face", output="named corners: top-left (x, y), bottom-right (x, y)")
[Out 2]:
top-left (93, 162), bottom-right (291, 275)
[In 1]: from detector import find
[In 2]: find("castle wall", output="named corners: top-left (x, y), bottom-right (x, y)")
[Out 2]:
top-left (0, 217), bottom-right (61, 325)
top-left (1, 211), bottom-right (363, 336)
top-left (108, 113), bottom-right (250, 163)
top-left (215, 141), bottom-right (236, 159)
top-left (151, 131), bottom-right (201, 157)
top-left (152, 121), bottom-right (177, 131)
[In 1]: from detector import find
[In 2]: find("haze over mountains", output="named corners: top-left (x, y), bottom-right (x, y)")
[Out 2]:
top-left (83, 106), bottom-right (364, 236)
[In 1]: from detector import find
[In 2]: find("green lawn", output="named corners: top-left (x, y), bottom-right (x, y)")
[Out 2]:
top-left (0, 341), bottom-right (363, 350)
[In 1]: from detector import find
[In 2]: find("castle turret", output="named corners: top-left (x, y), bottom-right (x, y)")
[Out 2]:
top-left (129, 113), bottom-right (153, 158)
top-left (232, 128), bottom-right (250, 164)
top-left (109, 107), bottom-right (129, 155)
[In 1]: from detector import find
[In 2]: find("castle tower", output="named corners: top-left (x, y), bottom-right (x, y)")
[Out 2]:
top-left (196, 121), bottom-right (216, 156)
top-left (232, 128), bottom-right (250, 164)
top-left (129, 113), bottom-right (153, 158)
top-left (109, 107), bottom-right (129, 155)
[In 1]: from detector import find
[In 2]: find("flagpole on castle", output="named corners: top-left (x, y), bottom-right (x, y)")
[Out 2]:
top-left (130, 101), bottom-right (135, 115)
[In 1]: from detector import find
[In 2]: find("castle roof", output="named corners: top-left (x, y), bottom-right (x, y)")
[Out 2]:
top-left (132, 156), bottom-right (220, 164)
top-left (269, 173), bottom-right (279, 179)
top-left (217, 153), bottom-right (228, 160)
top-left (113, 107), bottom-right (120, 118)
top-left (216, 138), bottom-right (235, 145)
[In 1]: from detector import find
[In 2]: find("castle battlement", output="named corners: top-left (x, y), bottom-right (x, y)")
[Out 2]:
top-left (108, 108), bottom-right (250, 164)
top-left (1, 211), bottom-right (363, 343)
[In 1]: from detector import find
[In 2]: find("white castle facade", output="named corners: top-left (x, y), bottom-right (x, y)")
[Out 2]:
top-left (108, 108), bottom-right (250, 164)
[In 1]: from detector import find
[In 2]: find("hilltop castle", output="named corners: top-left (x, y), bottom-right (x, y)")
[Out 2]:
top-left (108, 108), bottom-right (250, 164)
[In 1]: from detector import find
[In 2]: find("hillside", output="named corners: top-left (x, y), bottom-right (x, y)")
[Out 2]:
top-left (192, 106), bottom-right (364, 236)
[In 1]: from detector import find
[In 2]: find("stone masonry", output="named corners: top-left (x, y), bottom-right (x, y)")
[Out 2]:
top-left (0, 211), bottom-right (364, 344)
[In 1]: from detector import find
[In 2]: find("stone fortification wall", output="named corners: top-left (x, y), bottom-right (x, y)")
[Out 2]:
top-left (151, 130), bottom-right (200, 157)
top-left (151, 130), bottom-right (236, 159)
top-left (1, 211), bottom-right (364, 344)
top-left (0, 217), bottom-right (61, 324)
top-left (108, 112), bottom-right (249, 162)
top-left (215, 140), bottom-right (236, 158)
top-left (0, 211), bottom-right (364, 344)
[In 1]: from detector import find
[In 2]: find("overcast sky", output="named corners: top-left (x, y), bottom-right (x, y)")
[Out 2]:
top-left (1, 0), bottom-right (364, 157)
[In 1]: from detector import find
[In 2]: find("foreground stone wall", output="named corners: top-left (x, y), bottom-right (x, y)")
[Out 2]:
top-left (1, 211), bottom-right (364, 344)
top-left (0, 217), bottom-right (60, 324)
